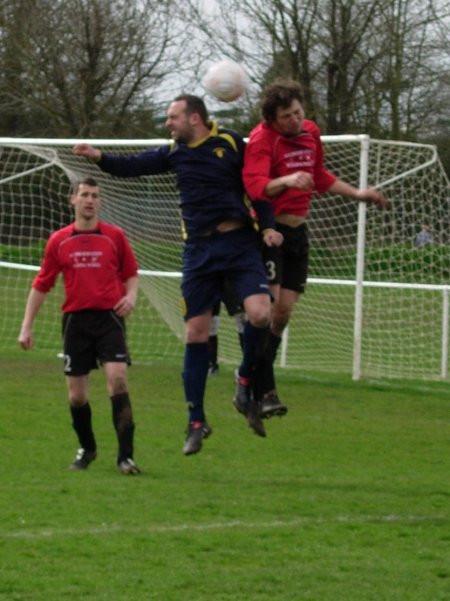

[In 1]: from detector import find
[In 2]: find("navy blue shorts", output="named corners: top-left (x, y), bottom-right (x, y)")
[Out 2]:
top-left (62, 310), bottom-right (130, 376)
top-left (211, 278), bottom-right (244, 318)
top-left (182, 228), bottom-right (270, 320)
top-left (263, 223), bottom-right (309, 293)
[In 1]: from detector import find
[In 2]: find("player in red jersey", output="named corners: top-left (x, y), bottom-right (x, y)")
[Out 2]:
top-left (243, 79), bottom-right (387, 416)
top-left (18, 176), bottom-right (141, 475)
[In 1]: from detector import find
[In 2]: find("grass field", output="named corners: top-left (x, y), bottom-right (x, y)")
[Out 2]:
top-left (1, 353), bottom-right (449, 600)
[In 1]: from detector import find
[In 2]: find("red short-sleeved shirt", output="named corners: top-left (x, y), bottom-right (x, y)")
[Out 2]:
top-left (32, 221), bottom-right (138, 312)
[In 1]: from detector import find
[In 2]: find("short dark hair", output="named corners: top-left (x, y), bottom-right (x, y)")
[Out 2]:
top-left (72, 176), bottom-right (99, 195)
top-left (173, 94), bottom-right (209, 125)
top-left (261, 79), bottom-right (305, 123)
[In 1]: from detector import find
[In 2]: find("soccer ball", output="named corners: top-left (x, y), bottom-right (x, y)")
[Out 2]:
top-left (203, 60), bottom-right (248, 102)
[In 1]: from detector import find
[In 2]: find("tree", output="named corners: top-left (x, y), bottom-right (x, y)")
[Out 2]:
top-left (182, 0), bottom-right (450, 141)
top-left (0, 0), bottom-right (186, 137)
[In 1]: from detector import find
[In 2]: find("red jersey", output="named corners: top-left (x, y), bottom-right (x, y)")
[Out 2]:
top-left (243, 119), bottom-right (336, 217)
top-left (32, 221), bottom-right (138, 312)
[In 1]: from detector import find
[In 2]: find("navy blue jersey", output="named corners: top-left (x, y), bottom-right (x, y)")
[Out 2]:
top-left (98, 122), bottom-right (260, 237)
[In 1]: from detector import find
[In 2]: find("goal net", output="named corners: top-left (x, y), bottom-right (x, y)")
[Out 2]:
top-left (1, 136), bottom-right (449, 381)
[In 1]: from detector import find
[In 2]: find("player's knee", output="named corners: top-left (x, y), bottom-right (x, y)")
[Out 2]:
top-left (185, 319), bottom-right (210, 343)
top-left (69, 396), bottom-right (88, 408)
top-left (108, 376), bottom-right (128, 397)
top-left (247, 307), bottom-right (270, 329)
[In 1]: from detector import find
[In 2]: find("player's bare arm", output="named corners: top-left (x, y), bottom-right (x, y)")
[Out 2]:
top-left (329, 179), bottom-right (388, 209)
top-left (113, 276), bottom-right (139, 317)
top-left (265, 171), bottom-right (314, 198)
top-left (355, 188), bottom-right (388, 209)
top-left (18, 288), bottom-right (47, 350)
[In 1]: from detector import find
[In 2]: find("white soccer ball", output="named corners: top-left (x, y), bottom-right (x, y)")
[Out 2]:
top-left (203, 60), bottom-right (248, 102)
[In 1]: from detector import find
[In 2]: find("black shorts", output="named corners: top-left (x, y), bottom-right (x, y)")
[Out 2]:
top-left (263, 223), bottom-right (309, 293)
top-left (62, 310), bottom-right (130, 376)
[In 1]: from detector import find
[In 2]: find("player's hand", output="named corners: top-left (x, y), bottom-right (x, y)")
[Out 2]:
top-left (263, 228), bottom-right (284, 247)
top-left (284, 171), bottom-right (314, 191)
top-left (357, 188), bottom-right (388, 209)
top-left (114, 295), bottom-right (136, 317)
top-left (72, 144), bottom-right (102, 161)
top-left (18, 327), bottom-right (33, 350)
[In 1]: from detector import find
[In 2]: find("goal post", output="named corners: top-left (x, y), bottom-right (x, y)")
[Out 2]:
top-left (0, 136), bottom-right (449, 381)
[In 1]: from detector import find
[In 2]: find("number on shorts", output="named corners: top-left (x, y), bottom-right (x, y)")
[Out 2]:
top-left (63, 354), bottom-right (72, 372)
top-left (265, 259), bottom-right (277, 282)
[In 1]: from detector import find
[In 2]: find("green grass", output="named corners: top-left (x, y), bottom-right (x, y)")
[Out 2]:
top-left (1, 353), bottom-right (449, 600)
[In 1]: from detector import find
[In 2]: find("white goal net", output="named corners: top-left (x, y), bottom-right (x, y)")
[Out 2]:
top-left (1, 136), bottom-right (449, 381)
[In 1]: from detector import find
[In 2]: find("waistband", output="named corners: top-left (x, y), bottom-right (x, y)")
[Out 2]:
top-left (275, 214), bottom-right (307, 227)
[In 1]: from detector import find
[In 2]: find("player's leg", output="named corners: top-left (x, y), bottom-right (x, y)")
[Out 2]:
top-left (232, 292), bottom-right (270, 438)
top-left (63, 312), bottom-right (98, 470)
top-left (103, 361), bottom-right (140, 474)
top-left (251, 243), bottom-right (288, 418)
top-left (96, 310), bottom-right (140, 474)
top-left (240, 292), bottom-right (272, 377)
top-left (271, 287), bottom-right (300, 338)
top-left (269, 222), bottom-right (308, 362)
top-left (66, 374), bottom-right (97, 470)
top-left (180, 238), bottom-right (220, 454)
top-left (252, 280), bottom-right (281, 403)
top-left (226, 230), bottom-right (272, 437)
top-left (208, 300), bottom-right (221, 375)
top-left (257, 287), bottom-right (298, 418)
top-left (183, 312), bottom-right (213, 454)
top-left (258, 222), bottom-right (308, 417)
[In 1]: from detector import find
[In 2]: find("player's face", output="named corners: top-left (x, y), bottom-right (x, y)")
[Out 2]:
top-left (166, 101), bottom-right (195, 143)
top-left (71, 184), bottom-right (101, 222)
top-left (272, 99), bottom-right (305, 136)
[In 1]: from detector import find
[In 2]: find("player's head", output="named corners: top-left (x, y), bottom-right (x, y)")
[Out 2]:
top-left (261, 79), bottom-right (305, 136)
top-left (72, 176), bottom-right (100, 196)
top-left (70, 176), bottom-right (101, 224)
top-left (166, 94), bottom-right (209, 143)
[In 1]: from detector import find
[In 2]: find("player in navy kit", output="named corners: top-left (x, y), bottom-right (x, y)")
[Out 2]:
top-left (18, 177), bottom-right (141, 474)
top-left (73, 94), bottom-right (283, 455)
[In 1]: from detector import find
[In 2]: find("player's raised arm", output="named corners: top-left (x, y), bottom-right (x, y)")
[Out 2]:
top-left (73, 143), bottom-right (102, 161)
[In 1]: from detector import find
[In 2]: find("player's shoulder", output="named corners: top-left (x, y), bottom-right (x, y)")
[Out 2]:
top-left (49, 223), bottom-right (74, 242)
top-left (98, 221), bottom-right (126, 237)
top-left (246, 122), bottom-right (274, 149)
top-left (302, 119), bottom-right (322, 137)
top-left (215, 124), bottom-right (245, 153)
top-left (248, 121), bottom-right (267, 139)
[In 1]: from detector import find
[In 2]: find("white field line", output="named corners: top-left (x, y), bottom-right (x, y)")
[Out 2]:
top-left (1, 514), bottom-right (447, 540)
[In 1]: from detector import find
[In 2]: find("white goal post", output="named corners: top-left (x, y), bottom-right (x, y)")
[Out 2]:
top-left (0, 135), bottom-right (449, 381)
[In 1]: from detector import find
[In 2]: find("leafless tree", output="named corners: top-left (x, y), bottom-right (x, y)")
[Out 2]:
top-left (1, 0), bottom-right (449, 144)
top-left (0, 0), bottom-right (188, 137)
top-left (181, 0), bottom-right (450, 139)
